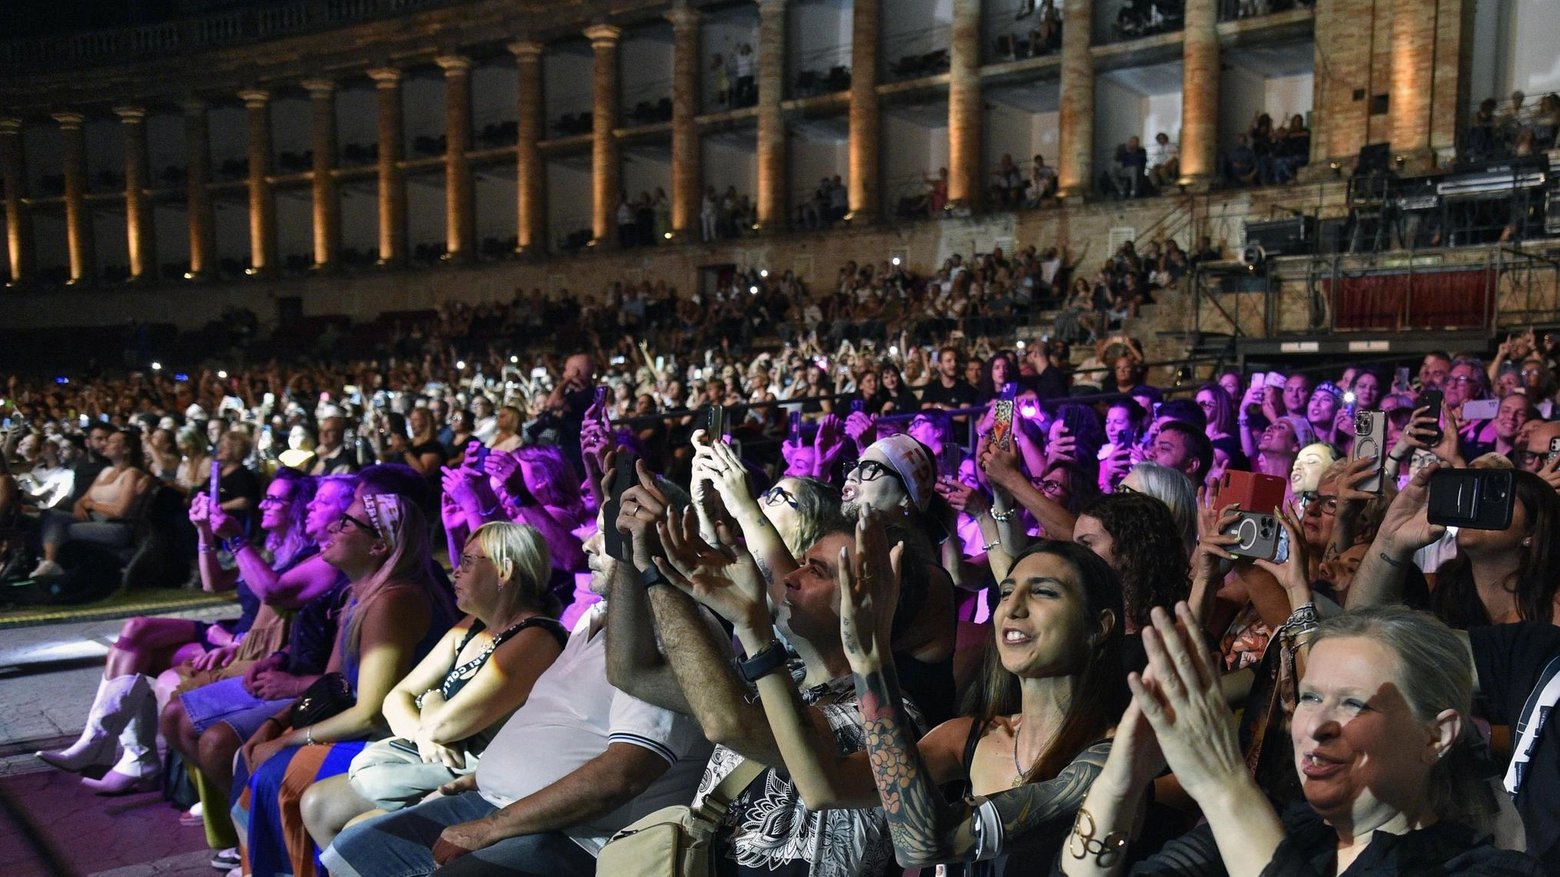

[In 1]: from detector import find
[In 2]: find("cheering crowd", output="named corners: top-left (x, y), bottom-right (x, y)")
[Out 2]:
top-left (3, 278), bottom-right (1560, 877)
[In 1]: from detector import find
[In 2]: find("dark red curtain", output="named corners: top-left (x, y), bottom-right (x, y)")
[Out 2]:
top-left (1327, 269), bottom-right (1489, 330)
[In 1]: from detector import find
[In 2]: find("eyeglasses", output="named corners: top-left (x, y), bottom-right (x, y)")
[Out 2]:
top-left (259, 494), bottom-right (290, 507)
top-left (332, 512), bottom-right (380, 536)
top-left (761, 485), bottom-right (799, 508)
top-left (1514, 450), bottom-right (1551, 467)
top-left (1300, 492), bottom-right (1339, 515)
top-left (845, 459), bottom-right (905, 488)
top-left (1034, 478), bottom-right (1067, 496)
top-left (458, 553), bottom-right (492, 570)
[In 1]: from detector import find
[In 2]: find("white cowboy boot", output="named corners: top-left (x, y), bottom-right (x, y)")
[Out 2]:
top-left (81, 674), bottom-right (160, 795)
top-left (36, 674), bottom-right (138, 772)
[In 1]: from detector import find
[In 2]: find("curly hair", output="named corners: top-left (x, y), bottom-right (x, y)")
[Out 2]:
top-left (1079, 492), bottom-right (1191, 628)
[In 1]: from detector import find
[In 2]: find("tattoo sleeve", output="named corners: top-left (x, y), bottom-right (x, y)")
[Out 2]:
top-left (858, 661), bottom-right (1110, 866)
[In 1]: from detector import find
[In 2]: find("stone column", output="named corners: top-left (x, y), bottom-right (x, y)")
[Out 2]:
top-left (114, 107), bottom-right (156, 282)
top-left (848, 0), bottom-right (880, 223)
top-left (183, 99), bottom-right (216, 280)
top-left (755, 0), bottom-right (787, 230)
top-left (667, 5), bottom-right (702, 240)
top-left (302, 78), bottom-right (340, 269)
top-left (508, 41), bottom-right (546, 255)
top-left (0, 118), bottom-right (34, 285)
top-left (1057, 0), bottom-right (1094, 199)
top-left (52, 112), bottom-right (94, 285)
top-left (1178, 0), bottom-right (1218, 189)
top-left (369, 68), bottom-right (406, 265)
top-left (946, 0), bottom-right (981, 208)
top-left (238, 89), bottom-right (276, 275)
top-left (585, 25), bottom-right (623, 246)
top-left (438, 54), bottom-right (475, 263)
top-left (1389, 0), bottom-right (1437, 171)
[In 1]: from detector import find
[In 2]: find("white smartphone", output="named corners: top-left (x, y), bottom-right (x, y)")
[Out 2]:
top-left (1461, 399), bottom-right (1499, 421)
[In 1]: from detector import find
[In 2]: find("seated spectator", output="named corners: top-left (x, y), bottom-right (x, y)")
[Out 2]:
top-left (323, 496), bottom-right (708, 877)
top-left (1146, 132), bottom-right (1180, 191)
top-left (1224, 132), bottom-right (1260, 186)
top-left (1108, 137), bottom-right (1149, 198)
top-left (1271, 113), bottom-right (1311, 182)
top-left (1063, 605), bottom-right (1543, 877)
top-left (300, 521), bottom-right (568, 847)
top-left (1028, 154), bottom-right (1058, 205)
top-left (991, 153), bottom-right (1025, 206)
top-left (231, 494), bottom-right (456, 877)
top-left (307, 417), bottom-right (359, 476)
top-left (31, 427), bottom-right (153, 579)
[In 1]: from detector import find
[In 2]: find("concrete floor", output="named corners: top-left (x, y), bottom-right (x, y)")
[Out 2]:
top-left (0, 605), bottom-right (234, 876)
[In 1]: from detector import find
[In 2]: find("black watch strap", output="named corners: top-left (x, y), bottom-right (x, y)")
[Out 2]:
top-left (640, 563), bottom-right (672, 590)
top-left (739, 640), bottom-right (788, 683)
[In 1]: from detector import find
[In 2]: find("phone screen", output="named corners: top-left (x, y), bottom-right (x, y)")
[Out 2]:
top-left (991, 401), bottom-right (1015, 451)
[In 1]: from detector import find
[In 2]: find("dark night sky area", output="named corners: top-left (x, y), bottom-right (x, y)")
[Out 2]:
top-left (1, 1), bottom-right (258, 40)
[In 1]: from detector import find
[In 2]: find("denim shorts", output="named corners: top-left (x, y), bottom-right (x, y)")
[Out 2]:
top-left (179, 676), bottom-right (292, 740)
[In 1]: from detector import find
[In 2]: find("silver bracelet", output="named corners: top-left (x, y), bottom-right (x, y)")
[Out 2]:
top-left (989, 507), bottom-right (1017, 522)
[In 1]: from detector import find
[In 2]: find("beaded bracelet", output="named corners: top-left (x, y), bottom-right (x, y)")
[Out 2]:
top-left (989, 507), bottom-right (1017, 523)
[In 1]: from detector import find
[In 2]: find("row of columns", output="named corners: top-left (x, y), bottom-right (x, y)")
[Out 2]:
top-left (0, 0), bottom-right (1450, 285)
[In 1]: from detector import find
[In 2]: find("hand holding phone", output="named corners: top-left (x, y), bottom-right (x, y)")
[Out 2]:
top-left (602, 452), bottom-right (639, 563)
top-left (991, 401), bottom-right (1015, 452)
top-left (1349, 410), bottom-right (1387, 494)
top-left (1417, 389), bottom-right (1444, 445)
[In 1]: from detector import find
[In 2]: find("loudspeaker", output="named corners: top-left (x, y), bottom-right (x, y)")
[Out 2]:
top-left (1245, 217), bottom-right (1316, 257)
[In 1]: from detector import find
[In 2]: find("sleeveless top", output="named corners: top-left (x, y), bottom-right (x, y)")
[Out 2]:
top-left (438, 616), bottom-right (568, 701)
top-left (339, 584), bottom-right (456, 694)
top-left (435, 616), bottom-right (568, 755)
top-left (941, 722), bottom-right (1111, 877)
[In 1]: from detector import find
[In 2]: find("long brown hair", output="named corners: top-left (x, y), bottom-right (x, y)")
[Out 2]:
top-left (963, 541), bottom-right (1129, 782)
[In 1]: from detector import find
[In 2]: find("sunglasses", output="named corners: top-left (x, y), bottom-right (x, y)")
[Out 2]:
top-left (845, 458), bottom-right (905, 487)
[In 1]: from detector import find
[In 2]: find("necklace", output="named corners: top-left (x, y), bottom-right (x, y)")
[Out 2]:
top-left (1011, 718), bottom-right (1027, 787)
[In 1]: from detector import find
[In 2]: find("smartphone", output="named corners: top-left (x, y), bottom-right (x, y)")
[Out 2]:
top-left (937, 443), bottom-right (963, 480)
top-left (1000, 382), bottom-right (1018, 401)
top-left (387, 738), bottom-right (421, 758)
top-left (1461, 399), bottom-right (1499, 421)
top-left (471, 444), bottom-right (490, 469)
top-left (1224, 511), bottom-right (1290, 562)
top-left (530, 367), bottom-right (548, 381)
top-left (1218, 471), bottom-right (1287, 515)
top-left (707, 404), bottom-right (727, 439)
top-left (1549, 436), bottom-right (1560, 467)
top-left (1396, 366), bottom-right (1411, 392)
top-left (602, 452), bottom-right (639, 563)
top-left (787, 410), bottom-right (802, 442)
top-left (991, 400), bottom-right (1015, 452)
top-left (1428, 468), bottom-right (1514, 530)
top-left (850, 399), bottom-right (864, 414)
top-left (1417, 389), bottom-right (1444, 445)
top-left (593, 386), bottom-right (609, 408)
top-left (1062, 405), bottom-right (1083, 438)
top-left (1349, 410), bottom-right (1387, 494)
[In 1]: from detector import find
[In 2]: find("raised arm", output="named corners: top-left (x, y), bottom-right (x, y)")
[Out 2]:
top-left (1347, 464), bottom-right (1443, 611)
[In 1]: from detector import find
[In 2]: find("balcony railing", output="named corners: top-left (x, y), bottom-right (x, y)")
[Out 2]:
top-left (0, 0), bottom-right (454, 73)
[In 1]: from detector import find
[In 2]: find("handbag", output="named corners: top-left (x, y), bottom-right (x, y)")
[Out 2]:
top-left (289, 671), bottom-right (355, 728)
top-left (594, 758), bottom-right (766, 877)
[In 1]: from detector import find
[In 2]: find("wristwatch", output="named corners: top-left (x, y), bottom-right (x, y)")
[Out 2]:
top-left (739, 640), bottom-right (788, 683)
top-left (640, 564), bottom-right (673, 591)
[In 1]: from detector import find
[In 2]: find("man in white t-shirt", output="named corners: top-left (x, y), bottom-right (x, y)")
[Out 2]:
top-left (321, 504), bottom-right (710, 877)
top-left (1147, 131), bottom-right (1180, 191)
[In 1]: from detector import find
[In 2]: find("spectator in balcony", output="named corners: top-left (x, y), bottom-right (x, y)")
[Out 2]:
top-left (1498, 89), bottom-right (1530, 153)
top-left (1249, 112), bottom-right (1277, 183)
top-left (634, 191), bottom-right (655, 247)
top-left (711, 53), bottom-right (730, 108)
top-left (1468, 97), bottom-right (1499, 160)
top-left (734, 43), bottom-right (756, 107)
top-left (1533, 94), bottom-right (1560, 150)
top-left (699, 186), bottom-right (718, 242)
top-left (616, 194), bottom-right (636, 249)
top-left (1026, 154), bottom-right (1057, 205)
top-left (1146, 132), bottom-right (1180, 192)
top-left (990, 153), bottom-right (1024, 206)
top-left (1224, 132), bottom-right (1260, 186)
top-left (1032, 0), bottom-right (1061, 53)
top-left (1272, 113), bottom-right (1311, 182)
top-left (652, 188), bottom-right (671, 241)
top-left (1107, 136), bottom-right (1148, 198)
top-left (827, 175), bottom-right (848, 222)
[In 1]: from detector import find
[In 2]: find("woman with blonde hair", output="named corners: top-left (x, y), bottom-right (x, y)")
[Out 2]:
top-left (230, 493), bottom-right (455, 877)
top-left (299, 521), bottom-right (568, 849)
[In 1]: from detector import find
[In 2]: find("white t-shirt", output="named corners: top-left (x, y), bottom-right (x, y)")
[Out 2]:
top-left (475, 602), bottom-right (712, 854)
top-left (1147, 140), bottom-right (1179, 168)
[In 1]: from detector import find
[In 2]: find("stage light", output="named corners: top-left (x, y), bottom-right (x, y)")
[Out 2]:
top-left (456, 360), bottom-right (467, 370)
top-left (218, 371), bottom-right (228, 379)
top-left (759, 268), bottom-right (768, 277)
top-left (151, 361), bottom-right (162, 371)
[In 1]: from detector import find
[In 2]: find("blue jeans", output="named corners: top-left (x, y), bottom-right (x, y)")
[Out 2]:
top-left (321, 791), bottom-right (598, 877)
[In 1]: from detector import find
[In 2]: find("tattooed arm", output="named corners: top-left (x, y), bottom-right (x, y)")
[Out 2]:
top-left (856, 665), bottom-right (1112, 866)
